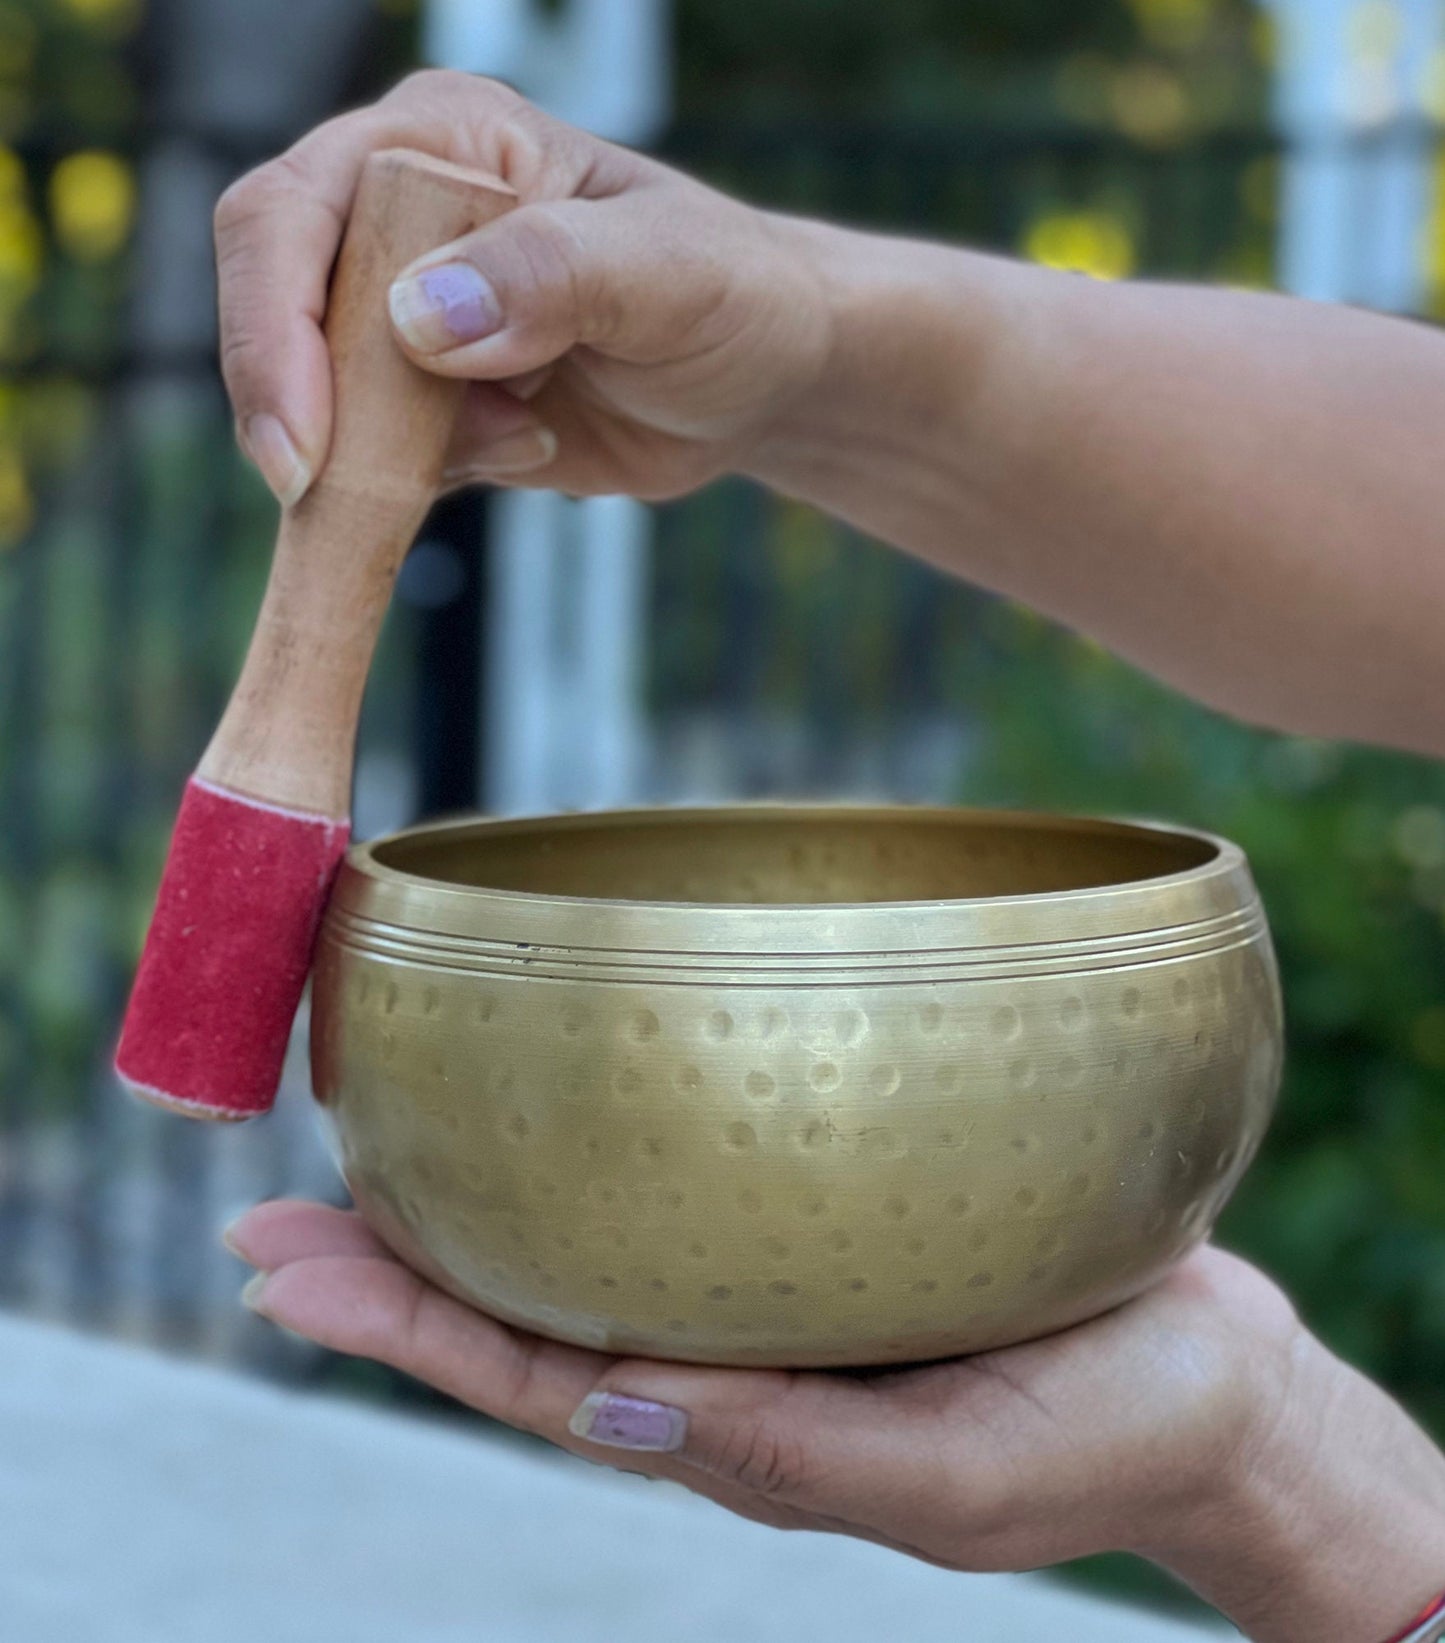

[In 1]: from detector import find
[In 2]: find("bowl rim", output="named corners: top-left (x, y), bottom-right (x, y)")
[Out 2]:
top-left (325, 806), bottom-right (1262, 966)
top-left (347, 802), bottom-right (1239, 907)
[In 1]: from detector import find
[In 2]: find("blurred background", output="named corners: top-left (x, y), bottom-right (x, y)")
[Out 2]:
top-left (2, 0), bottom-right (1445, 1623)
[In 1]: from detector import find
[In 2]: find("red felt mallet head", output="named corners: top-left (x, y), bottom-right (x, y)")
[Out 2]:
top-left (116, 150), bottom-right (516, 1119)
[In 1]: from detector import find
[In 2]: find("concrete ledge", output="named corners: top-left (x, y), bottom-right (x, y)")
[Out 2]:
top-left (0, 1312), bottom-right (1227, 1642)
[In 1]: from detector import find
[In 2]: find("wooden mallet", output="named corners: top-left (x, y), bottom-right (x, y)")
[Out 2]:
top-left (116, 150), bottom-right (516, 1119)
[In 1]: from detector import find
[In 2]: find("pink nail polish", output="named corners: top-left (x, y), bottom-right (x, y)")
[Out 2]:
top-left (568, 1391), bottom-right (688, 1452)
top-left (389, 262), bottom-right (502, 352)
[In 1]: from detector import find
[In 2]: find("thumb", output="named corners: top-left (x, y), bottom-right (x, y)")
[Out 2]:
top-left (386, 191), bottom-right (723, 383)
top-left (565, 1362), bottom-right (921, 1517)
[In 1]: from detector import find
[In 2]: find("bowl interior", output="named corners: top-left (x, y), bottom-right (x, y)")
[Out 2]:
top-left (369, 809), bottom-right (1218, 907)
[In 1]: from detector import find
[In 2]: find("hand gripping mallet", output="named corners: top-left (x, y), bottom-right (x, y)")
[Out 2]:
top-left (116, 150), bottom-right (516, 1119)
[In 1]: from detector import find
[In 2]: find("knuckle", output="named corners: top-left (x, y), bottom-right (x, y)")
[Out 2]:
top-left (388, 66), bottom-right (446, 100)
top-left (470, 72), bottom-right (525, 107)
top-left (216, 322), bottom-right (261, 393)
top-left (213, 153), bottom-right (309, 244)
top-left (386, 68), bottom-right (522, 115)
top-left (494, 101), bottom-right (600, 196)
top-left (498, 205), bottom-right (585, 310)
top-left (212, 168), bottom-right (269, 239)
top-left (495, 1334), bottom-right (546, 1430)
top-left (508, 201), bottom-right (577, 264)
top-left (495, 93), bottom-right (551, 143)
top-left (709, 1419), bottom-right (809, 1501)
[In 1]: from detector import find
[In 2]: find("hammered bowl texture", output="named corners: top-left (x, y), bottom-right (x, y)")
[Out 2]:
top-left (310, 807), bottom-right (1282, 1367)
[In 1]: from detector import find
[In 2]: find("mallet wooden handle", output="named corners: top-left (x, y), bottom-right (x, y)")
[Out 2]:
top-left (115, 151), bottom-right (517, 1121)
top-left (200, 150), bottom-right (516, 817)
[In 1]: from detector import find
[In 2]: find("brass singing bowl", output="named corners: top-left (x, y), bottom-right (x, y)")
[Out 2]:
top-left (310, 806), bottom-right (1282, 1368)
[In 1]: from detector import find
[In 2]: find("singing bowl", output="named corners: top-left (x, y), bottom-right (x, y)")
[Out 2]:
top-left (310, 806), bottom-right (1282, 1368)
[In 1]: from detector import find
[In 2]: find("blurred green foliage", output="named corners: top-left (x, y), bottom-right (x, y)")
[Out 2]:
top-left (677, 0), bottom-right (1269, 136)
top-left (945, 606), bottom-right (1445, 1609)
top-left (959, 609), bottom-right (1445, 1416)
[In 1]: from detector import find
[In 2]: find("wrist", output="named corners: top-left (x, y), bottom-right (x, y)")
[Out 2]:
top-left (1142, 1331), bottom-right (1445, 1642)
top-left (740, 215), bottom-right (1040, 567)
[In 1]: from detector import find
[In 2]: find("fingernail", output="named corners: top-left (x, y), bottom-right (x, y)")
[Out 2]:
top-left (239, 1272), bottom-right (270, 1313)
top-left (444, 427), bottom-right (558, 483)
top-left (389, 262), bottom-right (502, 353)
top-left (568, 1392), bottom-right (687, 1453)
top-left (243, 414), bottom-right (311, 508)
top-left (220, 1214), bottom-right (247, 1259)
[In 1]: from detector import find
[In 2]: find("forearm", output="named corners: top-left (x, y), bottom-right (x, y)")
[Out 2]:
top-left (1143, 1334), bottom-right (1445, 1642)
top-left (751, 219), bottom-right (1445, 758)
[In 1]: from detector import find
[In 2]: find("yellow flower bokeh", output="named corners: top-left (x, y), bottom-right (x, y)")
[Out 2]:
top-left (1023, 210), bottom-right (1137, 281)
top-left (1125, 0), bottom-right (1215, 54)
top-left (49, 149), bottom-right (135, 262)
top-left (0, 143), bottom-right (42, 305)
top-left (54, 0), bottom-right (142, 33)
top-left (0, 439), bottom-right (32, 546)
top-left (1109, 60), bottom-right (1192, 143)
top-left (1424, 150), bottom-right (1445, 320)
